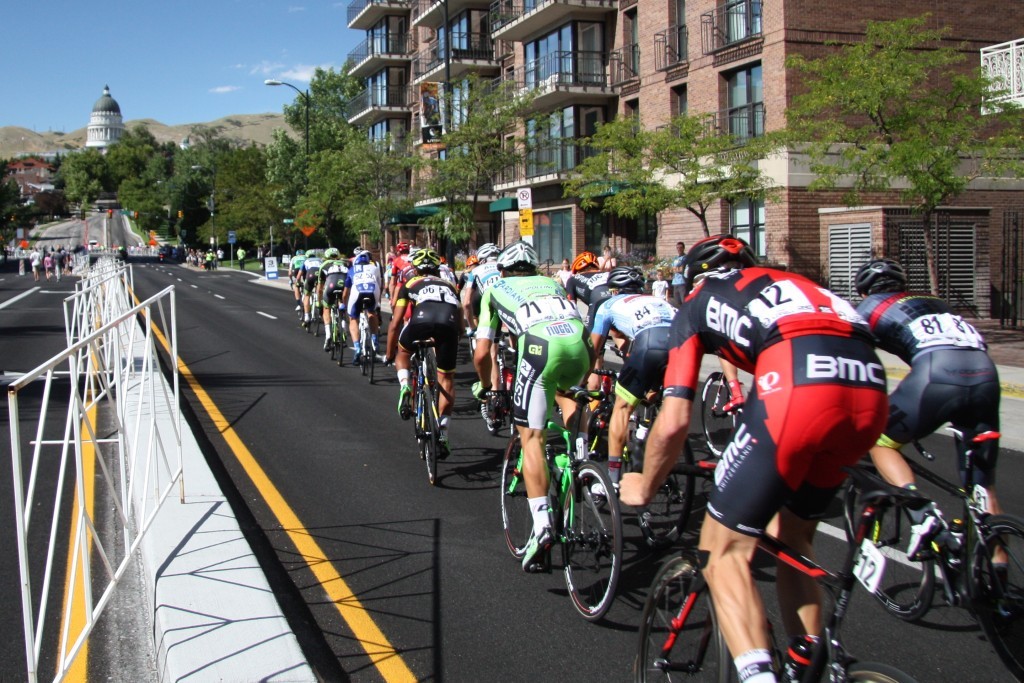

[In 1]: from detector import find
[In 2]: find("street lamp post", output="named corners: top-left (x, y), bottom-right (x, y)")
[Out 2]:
top-left (264, 79), bottom-right (310, 156)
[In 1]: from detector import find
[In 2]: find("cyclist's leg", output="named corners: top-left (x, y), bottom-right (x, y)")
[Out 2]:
top-left (719, 357), bottom-right (745, 411)
top-left (347, 294), bottom-right (364, 356)
top-left (611, 330), bottom-right (668, 484)
top-left (766, 507), bottom-right (823, 638)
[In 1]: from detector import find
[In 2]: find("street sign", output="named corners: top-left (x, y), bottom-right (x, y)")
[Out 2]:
top-left (264, 257), bottom-right (279, 279)
top-left (518, 208), bottom-right (534, 237)
top-left (517, 187), bottom-right (533, 210)
top-left (283, 219), bottom-right (295, 224)
top-left (227, 231), bottom-right (236, 244)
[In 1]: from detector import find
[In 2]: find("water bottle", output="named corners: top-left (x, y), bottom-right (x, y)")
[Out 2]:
top-left (947, 518), bottom-right (965, 553)
top-left (635, 423), bottom-right (650, 442)
top-left (781, 635), bottom-right (816, 683)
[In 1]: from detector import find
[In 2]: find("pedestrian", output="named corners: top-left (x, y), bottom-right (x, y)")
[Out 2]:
top-left (670, 240), bottom-right (686, 307)
top-left (30, 247), bottom-right (42, 281)
top-left (651, 270), bottom-right (669, 301)
top-left (237, 246), bottom-right (246, 270)
top-left (554, 258), bottom-right (572, 287)
top-left (597, 245), bottom-right (616, 271)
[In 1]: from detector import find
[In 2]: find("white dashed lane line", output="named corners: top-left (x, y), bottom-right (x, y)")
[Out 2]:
top-left (214, 294), bottom-right (225, 300)
top-left (190, 284), bottom-right (198, 288)
top-left (0, 287), bottom-right (41, 309)
top-left (257, 312), bottom-right (276, 320)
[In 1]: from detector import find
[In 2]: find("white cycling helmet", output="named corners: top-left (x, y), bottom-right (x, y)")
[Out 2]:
top-left (477, 243), bottom-right (500, 260)
top-left (496, 240), bottom-right (538, 272)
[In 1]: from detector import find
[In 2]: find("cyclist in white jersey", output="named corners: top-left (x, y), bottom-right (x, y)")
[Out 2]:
top-left (343, 248), bottom-right (383, 365)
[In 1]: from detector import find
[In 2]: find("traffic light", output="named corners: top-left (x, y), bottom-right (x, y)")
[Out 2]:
top-left (107, 209), bottom-right (113, 217)
top-left (134, 211), bottom-right (139, 219)
top-left (178, 210), bottom-right (183, 219)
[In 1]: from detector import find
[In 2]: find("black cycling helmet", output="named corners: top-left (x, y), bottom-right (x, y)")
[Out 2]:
top-left (682, 235), bottom-right (757, 289)
top-left (854, 258), bottom-right (907, 296)
top-left (608, 265), bottom-right (645, 293)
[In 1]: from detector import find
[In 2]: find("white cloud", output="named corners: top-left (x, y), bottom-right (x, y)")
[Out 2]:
top-left (279, 64), bottom-right (326, 83)
top-left (249, 61), bottom-right (286, 76)
top-left (210, 85), bottom-right (241, 94)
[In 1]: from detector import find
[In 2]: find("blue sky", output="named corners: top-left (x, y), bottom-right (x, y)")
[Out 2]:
top-left (4, 1), bottom-right (361, 133)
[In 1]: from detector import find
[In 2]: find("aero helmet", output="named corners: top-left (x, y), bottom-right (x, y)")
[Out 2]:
top-left (324, 247), bottom-right (341, 260)
top-left (571, 251), bottom-right (598, 273)
top-left (411, 248), bottom-right (442, 272)
top-left (682, 235), bottom-right (757, 289)
top-left (496, 240), bottom-right (538, 272)
top-left (608, 265), bottom-right (645, 293)
top-left (477, 243), bottom-right (500, 260)
top-left (854, 258), bottom-right (907, 297)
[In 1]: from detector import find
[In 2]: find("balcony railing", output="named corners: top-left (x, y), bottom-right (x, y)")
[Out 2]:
top-left (609, 43), bottom-right (640, 86)
top-left (499, 50), bottom-right (607, 91)
top-left (345, 84), bottom-right (415, 118)
top-left (704, 102), bottom-right (765, 140)
top-left (489, 0), bottom-right (616, 36)
top-left (493, 140), bottom-right (596, 185)
top-left (347, 33), bottom-right (410, 63)
top-left (654, 24), bottom-right (688, 71)
top-left (413, 31), bottom-right (494, 78)
top-left (700, 0), bottom-right (762, 54)
top-left (982, 37), bottom-right (1024, 107)
top-left (347, 0), bottom-right (410, 26)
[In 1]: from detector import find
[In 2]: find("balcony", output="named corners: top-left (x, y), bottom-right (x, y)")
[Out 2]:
top-left (348, 34), bottom-right (412, 78)
top-left (489, 0), bottom-right (616, 42)
top-left (347, 0), bottom-right (411, 30)
top-left (345, 85), bottom-right (416, 126)
top-left (700, 0), bottom-right (762, 55)
top-left (411, 0), bottom-right (488, 28)
top-left (704, 102), bottom-right (765, 141)
top-left (654, 24), bottom-right (688, 72)
top-left (494, 50), bottom-right (613, 109)
top-left (412, 32), bottom-right (499, 83)
top-left (982, 37), bottom-right (1024, 108)
top-left (609, 43), bottom-right (640, 87)
top-left (494, 139), bottom-right (595, 191)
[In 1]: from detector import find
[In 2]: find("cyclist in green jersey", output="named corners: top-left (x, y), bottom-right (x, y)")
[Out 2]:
top-left (289, 250), bottom-right (307, 312)
top-left (471, 241), bottom-right (595, 571)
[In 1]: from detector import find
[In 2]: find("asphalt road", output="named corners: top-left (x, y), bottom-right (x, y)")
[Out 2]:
top-left (1, 256), bottom-right (1022, 682)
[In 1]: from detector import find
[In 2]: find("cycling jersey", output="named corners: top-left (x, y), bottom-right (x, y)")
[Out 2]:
top-left (464, 261), bottom-right (502, 317)
top-left (317, 258), bottom-right (349, 306)
top-left (344, 261), bottom-right (382, 316)
top-left (395, 275), bottom-right (461, 372)
top-left (590, 293), bottom-right (677, 405)
top-left (565, 270), bottom-right (613, 328)
top-left (665, 267), bottom-right (888, 536)
top-left (478, 275), bottom-right (591, 428)
top-left (856, 292), bottom-right (1001, 485)
top-left (302, 256), bottom-right (323, 293)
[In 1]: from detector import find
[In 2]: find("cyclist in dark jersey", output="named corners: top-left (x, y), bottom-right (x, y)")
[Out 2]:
top-left (564, 251), bottom-right (614, 330)
top-left (620, 235), bottom-right (888, 683)
top-left (300, 251), bottom-right (323, 327)
top-left (854, 258), bottom-right (1003, 558)
top-left (385, 248), bottom-right (463, 457)
top-left (289, 250), bottom-right (306, 314)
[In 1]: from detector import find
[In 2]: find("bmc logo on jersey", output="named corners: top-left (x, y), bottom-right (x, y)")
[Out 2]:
top-left (706, 297), bottom-right (752, 347)
top-left (806, 354), bottom-right (886, 386)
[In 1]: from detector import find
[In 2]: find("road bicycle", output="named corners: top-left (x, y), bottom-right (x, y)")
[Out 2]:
top-left (357, 306), bottom-right (378, 382)
top-left (305, 288), bottom-right (323, 337)
top-left (476, 331), bottom-right (516, 436)
top-left (499, 385), bottom-right (623, 621)
top-left (841, 427), bottom-right (1023, 680)
top-left (636, 465), bottom-right (921, 683)
top-left (700, 371), bottom-right (739, 458)
top-left (408, 340), bottom-right (443, 486)
top-left (326, 301), bottom-right (347, 367)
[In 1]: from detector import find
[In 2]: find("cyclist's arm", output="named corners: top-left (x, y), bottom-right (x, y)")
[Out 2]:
top-left (385, 300), bottom-right (408, 362)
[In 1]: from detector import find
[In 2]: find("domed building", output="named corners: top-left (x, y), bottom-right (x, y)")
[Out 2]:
top-left (86, 85), bottom-right (124, 149)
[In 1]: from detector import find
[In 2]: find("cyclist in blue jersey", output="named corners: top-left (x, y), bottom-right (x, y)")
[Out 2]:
top-left (343, 248), bottom-right (383, 365)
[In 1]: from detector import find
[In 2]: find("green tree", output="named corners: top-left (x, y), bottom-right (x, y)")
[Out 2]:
top-left (423, 76), bottom-right (536, 243)
top-left (58, 149), bottom-right (111, 212)
top-left (265, 128), bottom-right (305, 218)
top-left (281, 66), bottom-right (363, 156)
top-left (786, 15), bottom-right (1024, 294)
top-left (563, 114), bottom-right (779, 237)
top-left (214, 145), bottom-right (284, 248)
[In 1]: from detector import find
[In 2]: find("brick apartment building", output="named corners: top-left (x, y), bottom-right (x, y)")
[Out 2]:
top-left (344, 0), bottom-right (1024, 317)
top-left (5, 157), bottom-right (55, 201)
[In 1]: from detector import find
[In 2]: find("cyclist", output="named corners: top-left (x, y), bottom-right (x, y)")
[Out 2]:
top-left (300, 250), bottom-right (323, 327)
top-left (289, 250), bottom-right (307, 313)
top-left (457, 254), bottom-right (479, 292)
top-left (565, 250), bottom-right (616, 391)
top-left (461, 243), bottom-right (502, 330)
top-left (385, 248), bottom-right (463, 457)
top-left (344, 248), bottom-right (383, 365)
top-left (471, 241), bottom-right (595, 571)
top-left (316, 248), bottom-right (349, 352)
top-left (620, 235), bottom-right (887, 683)
top-left (854, 258), bottom-right (1004, 558)
top-left (587, 266), bottom-right (677, 489)
top-left (388, 241), bottom-right (412, 302)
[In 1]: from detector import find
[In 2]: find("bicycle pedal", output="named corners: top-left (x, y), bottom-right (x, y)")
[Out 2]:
top-left (524, 551), bottom-right (553, 574)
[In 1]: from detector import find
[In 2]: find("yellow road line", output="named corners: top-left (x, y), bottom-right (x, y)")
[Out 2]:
top-left (147, 317), bottom-right (414, 681)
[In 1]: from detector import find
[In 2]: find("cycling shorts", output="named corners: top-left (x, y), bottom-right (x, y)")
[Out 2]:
top-left (706, 336), bottom-right (888, 537)
top-left (614, 327), bottom-right (672, 407)
top-left (303, 271), bottom-right (319, 294)
top-left (512, 329), bottom-right (591, 430)
top-left (347, 290), bottom-right (380, 317)
top-left (322, 275), bottom-right (345, 307)
top-left (398, 320), bottom-right (459, 373)
top-left (879, 348), bottom-right (1001, 486)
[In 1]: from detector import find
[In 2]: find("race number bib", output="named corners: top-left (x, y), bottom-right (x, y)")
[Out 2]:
top-left (515, 295), bottom-right (580, 330)
top-left (416, 283), bottom-right (459, 306)
top-left (747, 280), bottom-right (816, 327)
top-left (909, 313), bottom-right (985, 350)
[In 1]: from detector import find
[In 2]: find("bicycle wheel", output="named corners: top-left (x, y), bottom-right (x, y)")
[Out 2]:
top-left (846, 661), bottom-right (920, 682)
top-left (368, 330), bottom-right (377, 384)
top-left (420, 382), bottom-right (440, 485)
top-left (640, 439), bottom-right (697, 548)
top-left (972, 513), bottom-right (1024, 681)
top-left (636, 554), bottom-right (732, 683)
top-left (563, 461), bottom-right (623, 621)
top-left (700, 372), bottom-right (734, 458)
top-left (500, 433), bottom-right (531, 559)
top-left (841, 484), bottom-right (935, 621)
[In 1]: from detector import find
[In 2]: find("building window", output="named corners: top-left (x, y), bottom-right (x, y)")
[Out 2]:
top-left (730, 197), bottom-right (765, 259)
top-left (584, 209), bottom-right (609, 252)
top-left (672, 84), bottom-right (687, 117)
top-left (726, 63), bottom-right (763, 140)
top-left (624, 98), bottom-right (639, 118)
top-left (534, 209), bottom-right (573, 264)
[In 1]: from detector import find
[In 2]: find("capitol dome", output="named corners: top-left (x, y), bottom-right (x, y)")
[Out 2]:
top-left (86, 85), bottom-right (124, 149)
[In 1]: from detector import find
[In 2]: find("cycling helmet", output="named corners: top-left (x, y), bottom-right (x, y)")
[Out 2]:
top-left (608, 265), bottom-right (645, 293)
top-left (411, 248), bottom-right (441, 272)
top-left (354, 249), bottom-right (371, 265)
top-left (465, 255), bottom-right (479, 268)
top-left (682, 235), bottom-right (757, 289)
top-left (295, 249), bottom-right (305, 256)
top-left (497, 240), bottom-right (538, 272)
top-left (324, 247), bottom-right (341, 260)
top-left (854, 258), bottom-right (907, 296)
top-left (477, 243), bottom-right (500, 260)
top-left (571, 251), bottom-right (598, 273)
top-left (396, 241), bottom-right (411, 255)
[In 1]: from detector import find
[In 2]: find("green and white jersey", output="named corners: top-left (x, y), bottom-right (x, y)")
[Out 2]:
top-left (477, 275), bottom-right (583, 341)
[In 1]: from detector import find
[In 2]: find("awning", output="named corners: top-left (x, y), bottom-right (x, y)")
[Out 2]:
top-left (387, 206), bottom-right (441, 224)
top-left (488, 197), bottom-right (517, 213)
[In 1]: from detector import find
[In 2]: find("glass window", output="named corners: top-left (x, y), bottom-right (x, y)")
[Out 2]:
top-left (584, 208), bottom-right (608, 253)
top-left (534, 210), bottom-right (573, 264)
top-left (672, 84), bottom-right (687, 117)
top-left (726, 64), bottom-right (763, 139)
top-left (730, 197), bottom-right (766, 259)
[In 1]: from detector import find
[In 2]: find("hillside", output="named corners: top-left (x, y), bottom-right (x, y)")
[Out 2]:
top-left (0, 113), bottom-right (292, 158)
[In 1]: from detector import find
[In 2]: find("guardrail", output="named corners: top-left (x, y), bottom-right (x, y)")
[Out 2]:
top-left (8, 257), bottom-right (181, 682)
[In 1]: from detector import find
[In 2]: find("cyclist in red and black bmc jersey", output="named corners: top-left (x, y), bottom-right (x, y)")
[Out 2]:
top-left (854, 258), bottom-right (1003, 558)
top-left (388, 242), bottom-right (411, 302)
top-left (620, 235), bottom-right (888, 683)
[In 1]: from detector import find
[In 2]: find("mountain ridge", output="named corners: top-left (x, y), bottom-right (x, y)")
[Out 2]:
top-left (1, 112), bottom-right (291, 158)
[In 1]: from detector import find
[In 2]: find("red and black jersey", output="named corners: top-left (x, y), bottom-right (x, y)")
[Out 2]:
top-left (665, 267), bottom-right (875, 399)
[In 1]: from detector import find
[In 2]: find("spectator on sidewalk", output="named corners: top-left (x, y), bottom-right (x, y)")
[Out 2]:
top-left (237, 247), bottom-right (246, 270)
top-left (30, 247), bottom-right (41, 281)
top-left (670, 240), bottom-right (686, 307)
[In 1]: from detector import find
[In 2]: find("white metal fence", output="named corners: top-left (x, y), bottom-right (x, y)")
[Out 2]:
top-left (7, 257), bottom-right (181, 682)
